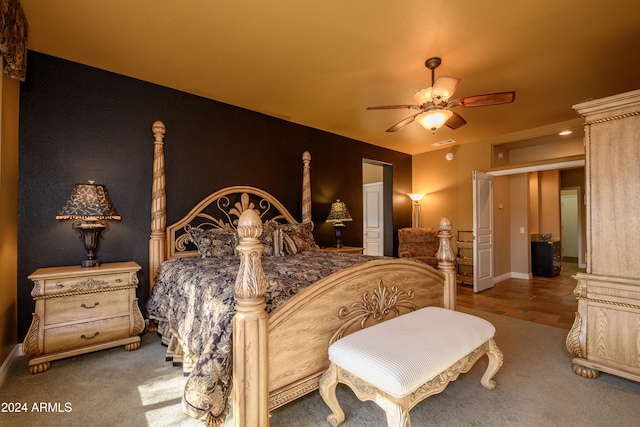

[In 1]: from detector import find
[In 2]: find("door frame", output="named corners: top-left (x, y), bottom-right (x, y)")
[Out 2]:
top-left (362, 159), bottom-right (394, 256)
top-left (561, 186), bottom-right (584, 268)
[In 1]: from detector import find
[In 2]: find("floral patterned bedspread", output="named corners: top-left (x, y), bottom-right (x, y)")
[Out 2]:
top-left (147, 249), bottom-right (384, 426)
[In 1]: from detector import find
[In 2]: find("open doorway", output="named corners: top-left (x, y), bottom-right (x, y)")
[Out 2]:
top-left (561, 187), bottom-right (583, 268)
top-left (362, 159), bottom-right (393, 256)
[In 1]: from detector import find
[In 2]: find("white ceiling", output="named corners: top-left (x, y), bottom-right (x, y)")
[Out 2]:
top-left (19, 0), bottom-right (640, 155)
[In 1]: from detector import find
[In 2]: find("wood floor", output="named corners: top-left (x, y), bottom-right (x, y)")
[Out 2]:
top-left (457, 262), bottom-right (581, 330)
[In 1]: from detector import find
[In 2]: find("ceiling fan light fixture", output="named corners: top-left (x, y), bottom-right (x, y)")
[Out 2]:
top-left (431, 76), bottom-right (461, 101)
top-left (416, 109), bottom-right (453, 133)
top-left (413, 88), bottom-right (433, 105)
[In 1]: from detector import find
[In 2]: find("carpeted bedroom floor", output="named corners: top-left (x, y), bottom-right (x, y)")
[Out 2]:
top-left (1, 307), bottom-right (639, 426)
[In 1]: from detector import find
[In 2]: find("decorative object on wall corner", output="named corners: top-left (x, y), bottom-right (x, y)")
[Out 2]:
top-left (445, 152), bottom-right (455, 161)
top-left (0, 0), bottom-right (28, 81)
top-left (56, 181), bottom-right (121, 267)
top-left (326, 200), bottom-right (352, 248)
top-left (408, 193), bottom-right (425, 228)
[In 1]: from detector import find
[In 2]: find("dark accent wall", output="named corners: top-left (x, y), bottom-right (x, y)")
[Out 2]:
top-left (17, 51), bottom-right (412, 339)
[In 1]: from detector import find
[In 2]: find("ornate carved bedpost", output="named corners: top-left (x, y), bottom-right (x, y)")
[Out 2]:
top-left (302, 151), bottom-right (312, 223)
top-left (437, 217), bottom-right (457, 310)
top-left (149, 121), bottom-right (167, 293)
top-left (233, 209), bottom-right (269, 427)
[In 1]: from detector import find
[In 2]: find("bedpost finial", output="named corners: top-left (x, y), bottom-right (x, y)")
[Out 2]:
top-left (237, 209), bottom-right (263, 240)
top-left (152, 121), bottom-right (166, 137)
top-left (302, 151), bottom-right (311, 163)
top-left (438, 217), bottom-right (452, 232)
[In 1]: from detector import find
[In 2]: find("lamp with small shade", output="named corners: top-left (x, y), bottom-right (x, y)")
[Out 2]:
top-left (326, 200), bottom-right (352, 248)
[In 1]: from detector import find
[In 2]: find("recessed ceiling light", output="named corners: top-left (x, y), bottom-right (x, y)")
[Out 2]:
top-left (559, 130), bottom-right (572, 136)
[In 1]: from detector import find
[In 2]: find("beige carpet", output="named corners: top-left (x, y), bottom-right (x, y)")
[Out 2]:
top-left (1, 308), bottom-right (639, 426)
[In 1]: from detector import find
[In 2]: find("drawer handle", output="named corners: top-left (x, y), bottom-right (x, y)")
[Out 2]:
top-left (81, 302), bottom-right (100, 309)
top-left (55, 282), bottom-right (63, 289)
top-left (80, 332), bottom-right (100, 340)
top-left (115, 278), bottom-right (123, 283)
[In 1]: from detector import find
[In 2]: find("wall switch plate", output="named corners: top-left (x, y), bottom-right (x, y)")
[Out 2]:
top-left (520, 227), bottom-right (525, 234)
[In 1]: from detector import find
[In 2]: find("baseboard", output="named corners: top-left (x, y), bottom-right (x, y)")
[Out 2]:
top-left (510, 272), bottom-right (532, 280)
top-left (0, 343), bottom-right (22, 389)
top-left (493, 271), bottom-right (532, 283)
top-left (493, 272), bottom-right (512, 283)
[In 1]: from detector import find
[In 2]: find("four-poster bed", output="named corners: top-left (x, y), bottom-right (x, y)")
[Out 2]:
top-left (146, 121), bottom-right (457, 426)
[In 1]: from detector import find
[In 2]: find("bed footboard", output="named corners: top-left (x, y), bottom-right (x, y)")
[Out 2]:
top-left (232, 215), bottom-right (456, 426)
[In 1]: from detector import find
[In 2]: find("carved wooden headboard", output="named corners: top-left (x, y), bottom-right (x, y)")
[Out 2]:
top-left (166, 186), bottom-right (299, 259)
top-left (148, 120), bottom-right (312, 290)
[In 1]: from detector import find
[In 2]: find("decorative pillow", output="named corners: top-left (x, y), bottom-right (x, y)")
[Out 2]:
top-left (282, 233), bottom-right (297, 255)
top-left (260, 220), bottom-right (284, 257)
top-left (188, 228), bottom-right (238, 258)
top-left (279, 221), bottom-right (319, 254)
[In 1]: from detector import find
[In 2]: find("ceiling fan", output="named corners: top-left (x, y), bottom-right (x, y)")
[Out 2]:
top-left (367, 57), bottom-right (515, 133)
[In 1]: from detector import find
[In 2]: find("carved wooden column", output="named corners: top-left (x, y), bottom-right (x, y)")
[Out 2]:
top-left (147, 121), bottom-right (167, 334)
top-left (302, 151), bottom-right (312, 223)
top-left (149, 121), bottom-right (167, 292)
top-left (437, 217), bottom-right (457, 310)
top-left (233, 209), bottom-right (269, 427)
top-left (149, 120), bottom-right (167, 293)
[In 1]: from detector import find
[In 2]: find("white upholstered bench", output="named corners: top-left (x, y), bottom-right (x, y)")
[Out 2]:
top-left (319, 306), bottom-right (503, 427)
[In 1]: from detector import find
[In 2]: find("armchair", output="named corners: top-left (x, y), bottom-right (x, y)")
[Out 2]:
top-left (398, 227), bottom-right (439, 269)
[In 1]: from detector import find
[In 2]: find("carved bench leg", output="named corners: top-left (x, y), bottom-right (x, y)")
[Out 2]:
top-left (481, 339), bottom-right (504, 390)
top-left (375, 396), bottom-right (410, 427)
top-left (319, 363), bottom-right (345, 427)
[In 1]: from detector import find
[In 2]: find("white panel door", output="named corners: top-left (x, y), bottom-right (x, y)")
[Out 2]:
top-left (473, 170), bottom-right (494, 292)
top-left (363, 182), bottom-right (384, 256)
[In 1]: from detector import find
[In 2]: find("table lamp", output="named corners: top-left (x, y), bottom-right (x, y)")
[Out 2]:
top-left (326, 200), bottom-right (352, 248)
top-left (56, 181), bottom-right (121, 267)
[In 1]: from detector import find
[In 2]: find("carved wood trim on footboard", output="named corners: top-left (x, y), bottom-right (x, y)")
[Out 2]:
top-left (232, 215), bottom-right (456, 424)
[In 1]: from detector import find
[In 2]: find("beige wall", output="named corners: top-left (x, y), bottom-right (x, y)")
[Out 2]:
top-left (0, 72), bottom-right (20, 367)
top-left (412, 118), bottom-right (584, 279)
top-left (528, 172), bottom-right (540, 234)
top-left (412, 138), bottom-right (510, 275)
top-left (492, 176), bottom-right (511, 277)
top-left (539, 170), bottom-right (561, 239)
top-left (411, 140), bottom-right (493, 233)
top-left (529, 170), bottom-right (562, 239)
top-left (510, 174), bottom-right (530, 275)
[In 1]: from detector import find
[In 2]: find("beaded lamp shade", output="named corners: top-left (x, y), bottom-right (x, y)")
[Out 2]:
top-left (56, 182), bottom-right (121, 220)
top-left (326, 200), bottom-right (352, 224)
top-left (326, 200), bottom-right (352, 248)
top-left (56, 181), bottom-right (120, 267)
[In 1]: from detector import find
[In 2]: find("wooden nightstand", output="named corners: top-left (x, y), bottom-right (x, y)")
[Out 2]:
top-left (322, 246), bottom-right (364, 254)
top-left (22, 261), bottom-right (145, 374)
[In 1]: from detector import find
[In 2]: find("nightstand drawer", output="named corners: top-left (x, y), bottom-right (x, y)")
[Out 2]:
top-left (42, 271), bottom-right (131, 296)
top-left (44, 289), bottom-right (130, 326)
top-left (44, 316), bottom-right (130, 353)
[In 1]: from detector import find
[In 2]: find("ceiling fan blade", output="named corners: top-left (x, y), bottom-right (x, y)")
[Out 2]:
top-left (366, 104), bottom-right (420, 110)
top-left (386, 112), bottom-right (422, 132)
top-left (432, 76), bottom-right (461, 100)
top-left (451, 91), bottom-right (515, 108)
top-left (445, 111), bottom-right (467, 129)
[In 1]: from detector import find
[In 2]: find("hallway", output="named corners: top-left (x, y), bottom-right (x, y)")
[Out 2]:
top-left (457, 262), bottom-right (580, 329)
